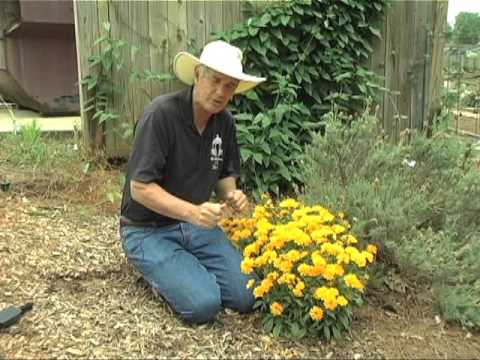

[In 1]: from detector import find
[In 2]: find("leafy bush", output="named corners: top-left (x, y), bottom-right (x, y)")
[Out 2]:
top-left (221, 197), bottom-right (377, 340)
top-left (302, 108), bottom-right (480, 329)
top-left (220, 0), bottom-right (386, 116)
top-left (235, 78), bottom-right (321, 196)
top-left (217, 0), bottom-right (386, 195)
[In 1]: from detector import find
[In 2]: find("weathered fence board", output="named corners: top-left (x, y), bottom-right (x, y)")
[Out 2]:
top-left (74, 0), bottom-right (447, 157)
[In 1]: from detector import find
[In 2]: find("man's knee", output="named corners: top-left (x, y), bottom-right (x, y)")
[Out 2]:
top-left (182, 293), bottom-right (222, 324)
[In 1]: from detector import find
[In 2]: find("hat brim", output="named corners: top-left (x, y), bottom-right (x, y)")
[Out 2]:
top-left (173, 52), bottom-right (266, 94)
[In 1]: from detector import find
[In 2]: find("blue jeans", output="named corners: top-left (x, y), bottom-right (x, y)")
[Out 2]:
top-left (120, 222), bottom-right (257, 324)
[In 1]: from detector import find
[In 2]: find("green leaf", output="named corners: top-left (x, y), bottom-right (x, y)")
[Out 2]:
top-left (332, 325), bottom-right (341, 339)
top-left (280, 15), bottom-right (290, 26)
top-left (259, 13), bottom-right (272, 26)
top-left (261, 142), bottom-right (271, 155)
top-left (240, 148), bottom-right (253, 161)
top-left (335, 72), bottom-right (353, 82)
top-left (264, 317), bottom-right (274, 333)
top-left (102, 22), bottom-right (111, 32)
top-left (251, 38), bottom-right (266, 56)
top-left (369, 26), bottom-right (382, 38)
top-left (262, 115), bottom-right (272, 128)
top-left (253, 152), bottom-right (264, 164)
top-left (273, 322), bottom-right (283, 337)
top-left (323, 326), bottom-right (331, 340)
top-left (253, 300), bottom-right (264, 310)
top-left (248, 26), bottom-right (259, 36)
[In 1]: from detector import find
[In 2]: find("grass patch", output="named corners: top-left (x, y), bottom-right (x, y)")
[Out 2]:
top-left (0, 126), bottom-right (123, 214)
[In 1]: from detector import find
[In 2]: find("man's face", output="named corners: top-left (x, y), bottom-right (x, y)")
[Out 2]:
top-left (194, 66), bottom-right (239, 114)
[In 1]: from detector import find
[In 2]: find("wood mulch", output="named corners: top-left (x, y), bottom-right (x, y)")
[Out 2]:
top-left (1, 194), bottom-right (479, 359)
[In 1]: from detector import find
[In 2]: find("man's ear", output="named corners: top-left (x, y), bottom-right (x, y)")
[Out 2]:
top-left (193, 65), bottom-right (201, 83)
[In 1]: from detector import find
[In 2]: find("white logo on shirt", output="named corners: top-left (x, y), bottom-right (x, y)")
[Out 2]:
top-left (210, 134), bottom-right (223, 170)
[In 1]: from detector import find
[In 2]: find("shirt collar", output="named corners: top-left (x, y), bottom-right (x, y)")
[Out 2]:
top-left (179, 85), bottom-right (220, 134)
top-left (179, 86), bottom-right (195, 129)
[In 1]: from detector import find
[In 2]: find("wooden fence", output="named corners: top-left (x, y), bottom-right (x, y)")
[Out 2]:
top-left (74, 0), bottom-right (448, 157)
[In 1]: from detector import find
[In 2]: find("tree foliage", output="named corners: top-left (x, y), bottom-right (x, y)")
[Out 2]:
top-left (453, 12), bottom-right (480, 45)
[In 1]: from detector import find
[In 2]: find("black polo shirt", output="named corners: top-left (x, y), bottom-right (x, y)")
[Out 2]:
top-left (120, 86), bottom-right (241, 226)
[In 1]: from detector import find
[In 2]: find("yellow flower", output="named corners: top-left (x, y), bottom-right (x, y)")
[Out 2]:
top-left (270, 302), bottom-right (284, 316)
top-left (367, 244), bottom-right (378, 255)
top-left (283, 249), bottom-right (308, 263)
top-left (279, 198), bottom-right (301, 209)
top-left (253, 278), bottom-right (274, 298)
top-left (298, 263), bottom-right (324, 277)
top-left (344, 273), bottom-right (365, 291)
top-left (241, 258), bottom-right (255, 274)
top-left (337, 295), bottom-right (349, 306)
top-left (309, 306), bottom-right (324, 321)
top-left (362, 251), bottom-right (374, 264)
top-left (292, 281), bottom-right (305, 297)
top-left (311, 226), bottom-right (334, 242)
top-left (336, 251), bottom-right (350, 265)
top-left (331, 224), bottom-right (346, 234)
top-left (244, 242), bottom-right (260, 258)
top-left (253, 205), bottom-right (270, 221)
top-left (266, 271), bottom-right (279, 281)
top-left (273, 258), bottom-right (294, 273)
top-left (246, 279), bottom-right (255, 289)
top-left (324, 297), bottom-right (338, 311)
top-left (311, 251), bottom-right (327, 267)
top-left (278, 273), bottom-right (297, 286)
top-left (351, 252), bottom-right (367, 267)
top-left (322, 264), bottom-right (344, 281)
top-left (342, 234), bottom-right (358, 244)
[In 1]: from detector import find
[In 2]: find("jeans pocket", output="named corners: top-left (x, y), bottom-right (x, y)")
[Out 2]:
top-left (121, 226), bottom-right (154, 262)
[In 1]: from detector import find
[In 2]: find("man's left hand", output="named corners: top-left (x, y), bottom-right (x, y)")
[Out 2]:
top-left (225, 189), bottom-right (248, 213)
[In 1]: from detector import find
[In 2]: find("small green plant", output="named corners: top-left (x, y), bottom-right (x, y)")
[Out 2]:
top-left (6, 120), bottom-right (47, 166)
top-left (82, 22), bottom-right (126, 127)
top-left (82, 22), bottom-right (173, 144)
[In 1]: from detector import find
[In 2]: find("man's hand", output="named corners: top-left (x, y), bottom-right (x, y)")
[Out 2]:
top-left (225, 189), bottom-right (248, 213)
top-left (191, 202), bottom-right (226, 229)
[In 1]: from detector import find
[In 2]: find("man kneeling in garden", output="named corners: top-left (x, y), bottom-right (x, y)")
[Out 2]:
top-left (119, 41), bottom-right (265, 323)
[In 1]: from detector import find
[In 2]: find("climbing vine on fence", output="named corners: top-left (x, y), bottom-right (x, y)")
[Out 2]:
top-left (220, 0), bottom-right (386, 116)
top-left (216, 0), bottom-right (387, 196)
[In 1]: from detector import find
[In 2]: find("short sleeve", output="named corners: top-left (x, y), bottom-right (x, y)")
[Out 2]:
top-left (220, 120), bottom-right (241, 180)
top-left (128, 111), bottom-right (170, 184)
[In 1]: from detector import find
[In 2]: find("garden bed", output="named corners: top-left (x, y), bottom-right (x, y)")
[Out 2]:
top-left (1, 180), bottom-right (479, 358)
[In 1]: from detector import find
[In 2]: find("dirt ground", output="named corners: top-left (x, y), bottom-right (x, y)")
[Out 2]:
top-left (1, 186), bottom-right (479, 359)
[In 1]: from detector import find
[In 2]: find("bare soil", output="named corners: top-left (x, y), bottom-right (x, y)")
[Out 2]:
top-left (1, 181), bottom-right (479, 359)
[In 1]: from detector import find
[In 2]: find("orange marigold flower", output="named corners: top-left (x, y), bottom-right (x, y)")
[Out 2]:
top-left (309, 306), bottom-right (324, 321)
top-left (367, 244), bottom-right (378, 255)
top-left (270, 302), bottom-right (284, 316)
top-left (344, 273), bottom-right (365, 291)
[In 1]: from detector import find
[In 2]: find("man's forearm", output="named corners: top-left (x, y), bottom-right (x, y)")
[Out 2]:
top-left (130, 180), bottom-right (198, 222)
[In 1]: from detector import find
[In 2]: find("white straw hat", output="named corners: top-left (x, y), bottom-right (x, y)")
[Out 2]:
top-left (173, 40), bottom-right (266, 94)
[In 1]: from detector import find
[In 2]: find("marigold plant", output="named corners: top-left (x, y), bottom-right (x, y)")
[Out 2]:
top-left (220, 196), bottom-right (377, 339)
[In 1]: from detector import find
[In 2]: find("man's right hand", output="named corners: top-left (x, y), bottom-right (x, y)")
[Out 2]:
top-left (191, 202), bottom-right (226, 229)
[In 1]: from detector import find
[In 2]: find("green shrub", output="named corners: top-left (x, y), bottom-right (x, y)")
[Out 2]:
top-left (216, 0), bottom-right (386, 195)
top-left (302, 108), bottom-right (480, 329)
